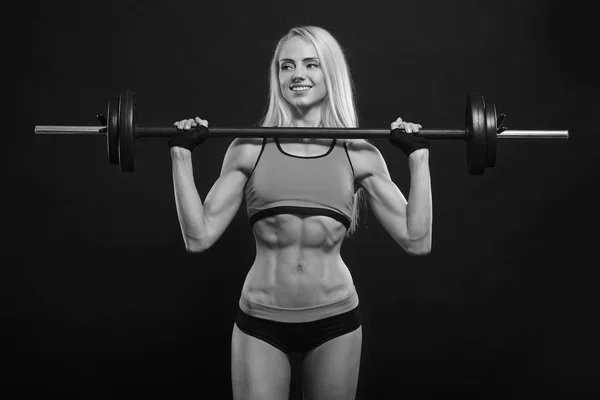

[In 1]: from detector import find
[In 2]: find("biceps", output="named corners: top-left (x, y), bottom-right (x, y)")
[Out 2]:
top-left (203, 170), bottom-right (247, 240)
top-left (364, 176), bottom-right (410, 241)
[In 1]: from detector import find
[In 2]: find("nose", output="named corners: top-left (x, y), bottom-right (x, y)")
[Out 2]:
top-left (291, 67), bottom-right (306, 82)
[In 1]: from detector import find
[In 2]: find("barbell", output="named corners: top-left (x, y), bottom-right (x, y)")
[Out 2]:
top-left (34, 91), bottom-right (568, 175)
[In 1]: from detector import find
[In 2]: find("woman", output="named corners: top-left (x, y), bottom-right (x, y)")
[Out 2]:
top-left (169, 26), bottom-right (432, 400)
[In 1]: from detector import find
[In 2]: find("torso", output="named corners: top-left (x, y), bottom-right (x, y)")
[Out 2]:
top-left (236, 138), bottom-right (362, 308)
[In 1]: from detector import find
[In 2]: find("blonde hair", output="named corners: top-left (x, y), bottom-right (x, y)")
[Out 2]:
top-left (260, 26), bottom-right (368, 237)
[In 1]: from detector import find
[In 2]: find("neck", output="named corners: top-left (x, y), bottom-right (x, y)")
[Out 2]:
top-left (290, 104), bottom-right (324, 128)
top-left (284, 103), bottom-right (329, 144)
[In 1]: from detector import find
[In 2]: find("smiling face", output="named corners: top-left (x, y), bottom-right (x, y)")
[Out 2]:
top-left (278, 36), bottom-right (328, 111)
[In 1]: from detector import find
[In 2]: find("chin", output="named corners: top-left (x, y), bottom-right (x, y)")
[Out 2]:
top-left (293, 98), bottom-right (313, 107)
top-left (292, 96), bottom-right (324, 108)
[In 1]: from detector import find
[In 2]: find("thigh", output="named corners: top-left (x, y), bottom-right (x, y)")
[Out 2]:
top-left (231, 323), bottom-right (292, 400)
top-left (301, 326), bottom-right (362, 400)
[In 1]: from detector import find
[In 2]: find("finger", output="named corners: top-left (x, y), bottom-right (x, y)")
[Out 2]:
top-left (406, 122), bottom-right (421, 134)
top-left (196, 117), bottom-right (209, 128)
top-left (390, 117), bottom-right (403, 130)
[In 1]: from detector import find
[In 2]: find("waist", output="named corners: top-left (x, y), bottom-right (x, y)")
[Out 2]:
top-left (241, 255), bottom-right (354, 309)
top-left (239, 285), bottom-right (359, 323)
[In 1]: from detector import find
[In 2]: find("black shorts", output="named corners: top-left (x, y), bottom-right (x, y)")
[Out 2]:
top-left (235, 305), bottom-right (362, 355)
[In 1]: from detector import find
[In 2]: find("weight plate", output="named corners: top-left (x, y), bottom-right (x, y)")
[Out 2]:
top-left (466, 93), bottom-right (486, 175)
top-left (485, 102), bottom-right (497, 168)
top-left (118, 91), bottom-right (136, 172)
top-left (107, 98), bottom-right (119, 165)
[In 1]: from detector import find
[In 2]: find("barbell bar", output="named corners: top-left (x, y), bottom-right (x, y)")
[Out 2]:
top-left (34, 90), bottom-right (568, 175)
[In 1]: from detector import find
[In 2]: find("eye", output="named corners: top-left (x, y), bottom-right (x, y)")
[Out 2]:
top-left (280, 64), bottom-right (293, 71)
top-left (307, 63), bottom-right (319, 68)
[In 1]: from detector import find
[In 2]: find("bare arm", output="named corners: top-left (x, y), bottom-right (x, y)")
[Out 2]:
top-left (405, 149), bottom-right (432, 252)
top-left (353, 142), bottom-right (432, 255)
top-left (171, 139), bottom-right (249, 253)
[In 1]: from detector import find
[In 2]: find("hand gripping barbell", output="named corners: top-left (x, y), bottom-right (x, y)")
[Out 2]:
top-left (34, 90), bottom-right (568, 175)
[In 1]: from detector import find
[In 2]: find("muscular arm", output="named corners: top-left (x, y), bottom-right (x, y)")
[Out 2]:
top-left (352, 141), bottom-right (432, 255)
top-left (404, 149), bottom-right (432, 252)
top-left (171, 140), bottom-right (250, 253)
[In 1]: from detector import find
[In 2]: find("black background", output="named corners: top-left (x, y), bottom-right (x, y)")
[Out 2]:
top-left (8, 0), bottom-right (599, 398)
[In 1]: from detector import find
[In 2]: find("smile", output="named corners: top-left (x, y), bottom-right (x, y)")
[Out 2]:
top-left (291, 86), bottom-right (312, 92)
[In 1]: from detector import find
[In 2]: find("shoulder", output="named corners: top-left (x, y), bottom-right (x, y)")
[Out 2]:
top-left (346, 139), bottom-right (390, 180)
top-left (346, 139), bottom-right (383, 158)
top-left (222, 138), bottom-right (265, 175)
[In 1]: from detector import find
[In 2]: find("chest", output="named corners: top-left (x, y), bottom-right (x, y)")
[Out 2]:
top-left (249, 144), bottom-right (354, 200)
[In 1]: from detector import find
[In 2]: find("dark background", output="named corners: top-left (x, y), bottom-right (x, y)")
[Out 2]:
top-left (7, 0), bottom-right (599, 398)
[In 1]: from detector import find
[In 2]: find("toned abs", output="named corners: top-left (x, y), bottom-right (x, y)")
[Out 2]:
top-left (239, 139), bottom-right (357, 309)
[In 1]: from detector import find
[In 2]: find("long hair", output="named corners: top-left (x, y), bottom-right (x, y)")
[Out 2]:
top-left (260, 26), bottom-right (368, 237)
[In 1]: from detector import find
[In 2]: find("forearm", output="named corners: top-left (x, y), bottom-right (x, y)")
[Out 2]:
top-left (406, 149), bottom-right (432, 241)
top-left (171, 148), bottom-right (207, 247)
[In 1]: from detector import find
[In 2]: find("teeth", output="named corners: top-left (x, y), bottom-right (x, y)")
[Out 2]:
top-left (292, 86), bottom-right (311, 91)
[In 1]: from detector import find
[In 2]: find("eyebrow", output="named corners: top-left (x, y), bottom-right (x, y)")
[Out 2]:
top-left (279, 57), bottom-right (320, 64)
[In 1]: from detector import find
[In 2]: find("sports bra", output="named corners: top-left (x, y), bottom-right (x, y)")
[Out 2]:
top-left (244, 138), bottom-right (356, 229)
